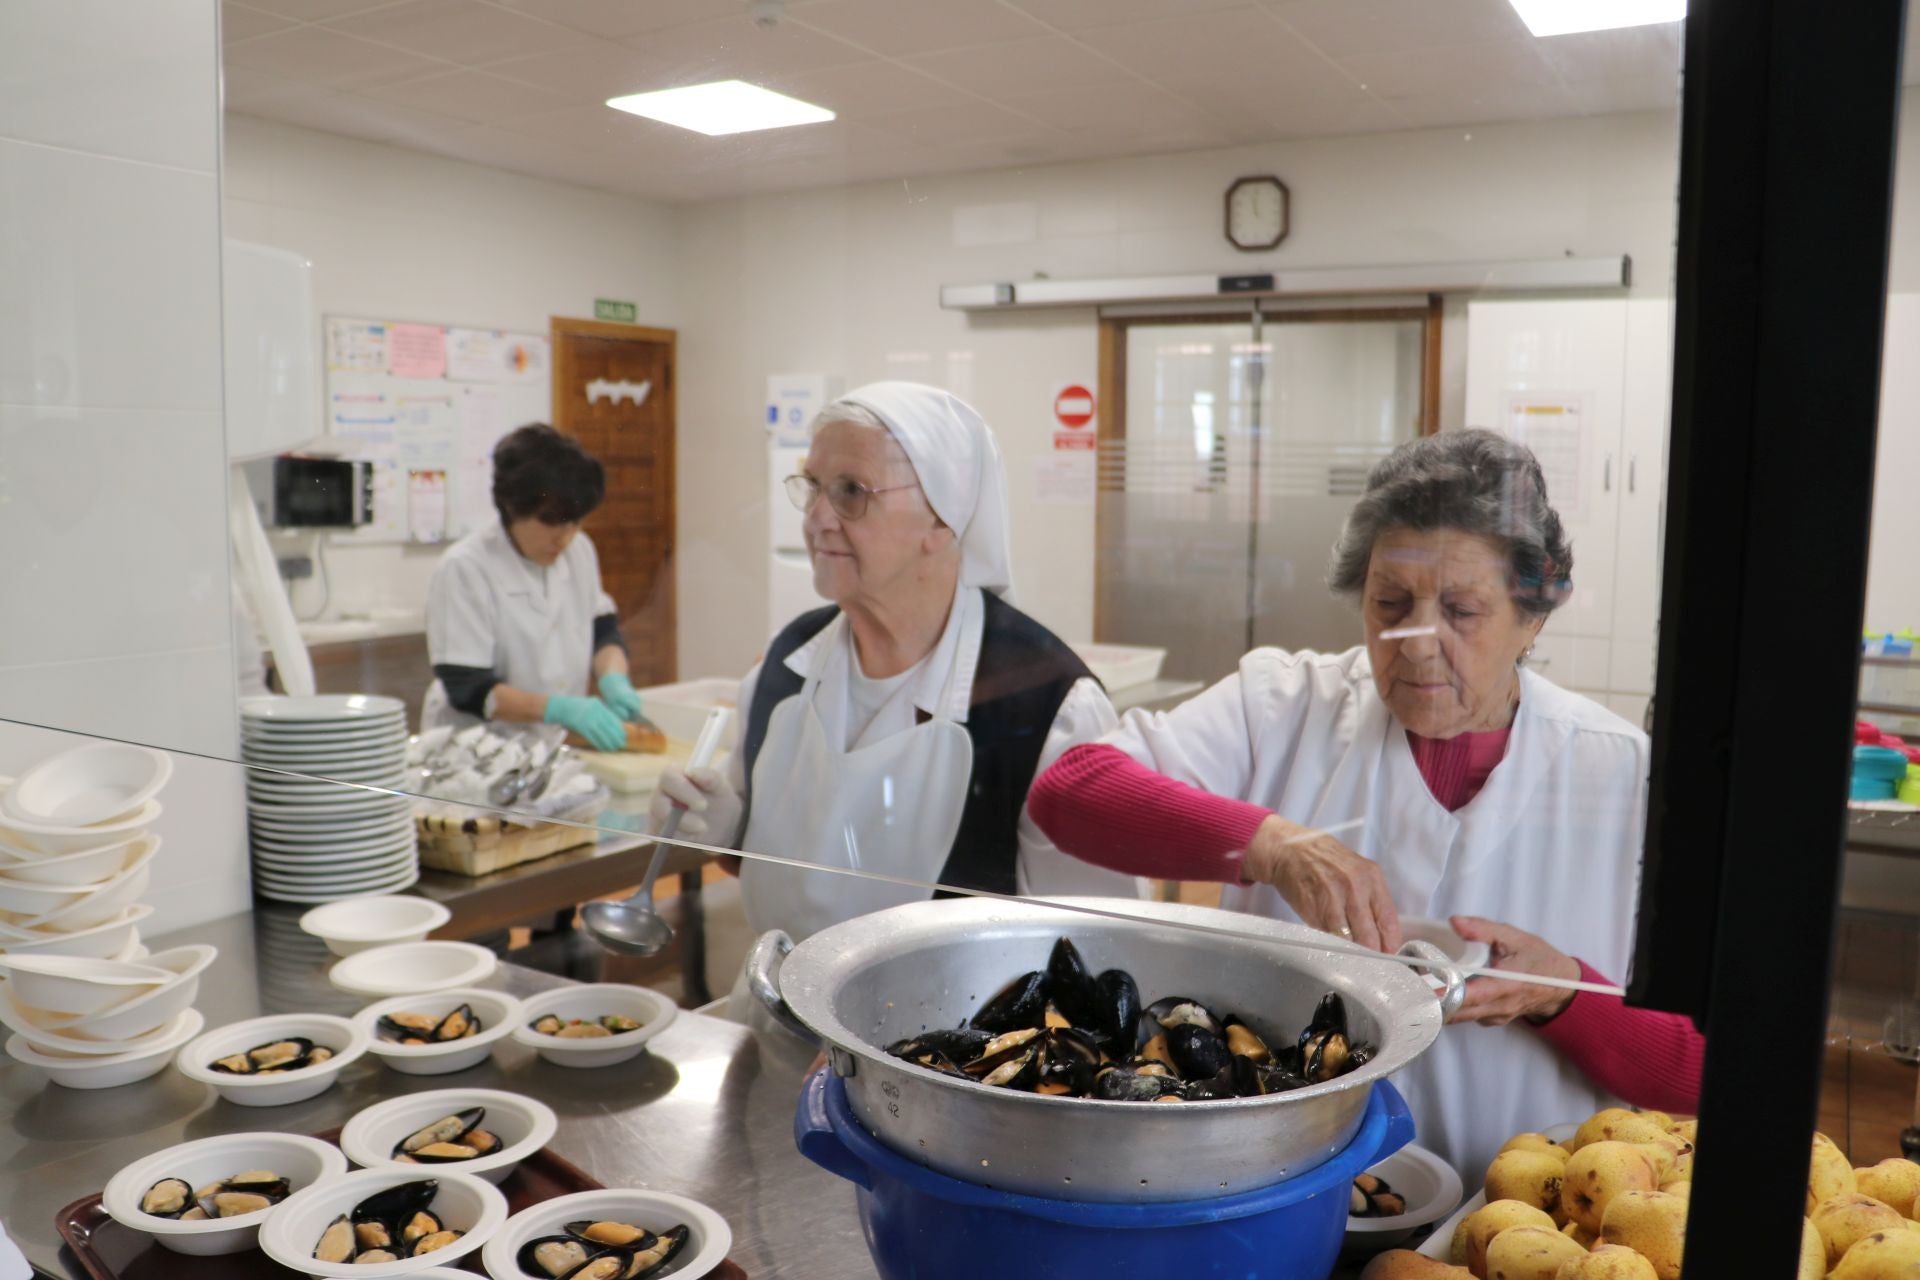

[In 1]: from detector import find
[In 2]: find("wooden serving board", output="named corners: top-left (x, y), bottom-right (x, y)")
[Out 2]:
top-left (54, 1131), bottom-right (748, 1280)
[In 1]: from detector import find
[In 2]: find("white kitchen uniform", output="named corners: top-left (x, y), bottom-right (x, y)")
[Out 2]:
top-left (421, 522), bottom-right (617, 731)
top-left (732, 584), bottom-right (1143, 946)
top-left (1104, 645), bottom-right (1649, 1179)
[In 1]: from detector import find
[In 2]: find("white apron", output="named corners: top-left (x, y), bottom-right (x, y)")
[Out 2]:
top-left (1112, 648), bottom-right (1648, 1180)
top-left (737, 604), bottom-right (976, 947)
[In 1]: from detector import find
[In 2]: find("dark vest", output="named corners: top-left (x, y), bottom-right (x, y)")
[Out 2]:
top-left (741, 593), bottom-right (1096, 896)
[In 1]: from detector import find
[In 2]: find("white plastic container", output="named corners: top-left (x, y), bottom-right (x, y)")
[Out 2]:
top-left (258, 1167), bottom-right (506, 1278)
top-left (0, 831), bottom-right (151, 886)
top-left (481, 1189), bottom-right (732, 1280)
top-left (354, 988), bottom-right (520, 1076)
top-left (101, 1131), bottom-right (347, 1255)
top-left (30, 944), bottom-right (215, 1042)
top-left (176, 1013), bottom-right (369, 1107)
top-left (5, 743), bottom-right (172, 827)
top-left (0, 953), bottom-right (172, 1015)
top-left (0, 903), bottom-right (150, 958)
top-left (327, 942), bottom-right (497, 998)
top-left (1340, 1142), bottom-right (1465, 1257)
top-left (3, 1008), bottom-right (202, 1089)
top-left (338, 1087), bottom-right (556, 1184)
top-left (0, 797), bottom-right (161, 854)
top-left (300, 896), bottom-right (451, 957)
top-left (511, 983), bottom-right (677, 1070)
top-left (19, 843), bottom-right (159, 931)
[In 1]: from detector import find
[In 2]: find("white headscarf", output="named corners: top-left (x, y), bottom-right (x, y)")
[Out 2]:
top-left (834, 381), bottom-right (1014, 597)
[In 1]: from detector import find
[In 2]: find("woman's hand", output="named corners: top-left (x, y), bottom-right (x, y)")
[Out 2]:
top-left (649, 765), bottom-right (745, 845)
top-left (1242, 815), bottom-right (1403, 953)
top-left (1447, 915), bottom-right (1582, 1025)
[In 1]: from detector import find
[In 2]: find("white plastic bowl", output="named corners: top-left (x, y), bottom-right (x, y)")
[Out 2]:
top-left (301, 896), bottom-right (452, 957)
top-left (31, 944), bottom-right (216, 1042)
top-left (1342, 1142), bottom-right (1466, 1257)
top-left (4, 1007), bottom-right (202, 1088)
top-left (5, 743), bottom-right (173, 827)
top-left (481, 1189), bottom-right (732, 1280)
top-left (339, 1087), bottom-right (557, 1185)
top-left (176, 1013), bottom-right (369, 1107)
top-left (0, 952), bottom-right (172, 1015)
top-left (511, 984), bottom-right (677, 1070)
top-left (0, 987), bottom-right (198, 1056)
top-left (259, 1167), bottom-right (506, 1278)
top-left (354, 989), bottom-right (521, 1076)
top-left (0, 831), bottom-right (152, 886)
top-left (102, 1130), bottom-right (347, 1256)
top-left (18, 843), bottom-right (159, 931)
top-left (0, 904), bottom-right (149, 958)
top-left (0, 797), bottom-right (161, 854)
top-left (0, 871), bottom-right (105, 917)
top-left (328, 942), bottom-right (497, 998)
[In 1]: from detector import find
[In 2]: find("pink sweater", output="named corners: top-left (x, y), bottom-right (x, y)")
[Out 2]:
top-left (1027, 742), bottom-right (1703, 1113)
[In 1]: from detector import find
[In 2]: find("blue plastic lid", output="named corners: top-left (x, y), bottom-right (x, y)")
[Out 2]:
top-left (1856, 746), bottom-right (1911, 780)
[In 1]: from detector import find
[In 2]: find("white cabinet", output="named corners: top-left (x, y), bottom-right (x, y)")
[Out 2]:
top-left (1465, 298), bottom-right (1672, 711)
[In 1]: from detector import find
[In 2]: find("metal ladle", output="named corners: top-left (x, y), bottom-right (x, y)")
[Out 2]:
top-left (582, 706), bottom-right (733, 956)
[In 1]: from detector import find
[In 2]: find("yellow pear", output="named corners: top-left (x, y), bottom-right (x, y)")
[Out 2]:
top-left (1668, 1119), bottom-right (1698, 1145)
top-left (1831, 1228), bottom-right (1920, 1278)
top-left (1597, 1189), bottom-right (1688, 1280)
top-left (1359, 1250), bottom-right (1476, 1279)
top-left (1631, 1136), bottom-right (1693, 1185)
top-left (1800, 1218), bottom-right (1827, 1280)
top-left (1605, 1115), bottom-right (1686, 1150)
top-left (1810, 1132), bottom-right (1859, 1214)
top-left (1857, 1159), bottom-right (1920, 1217)
top-left (1561, 1142), bottom-right (1661, 1235)
top-left (1570, 1108), bottom-right (1640, 1152)
top-left (1503, 1133), bottom-right (1574, 1164)
top-left (1814, 1192), bottom-right (1912, 1268)
top-left (1562, 1221), bottom-right (1599, 1249)
top-left (1485, 1225), bottom-right (1587, 1280)
top-left (1660, 1181), bottom-right (1691, 1200)
top-left (1555, 1246), bottom-right (1660, 1280)
top-left (1487, 1150), bottom-right (1570, 1218)
top-left (1462, 1201), bottom-right (1559, 1277)
top-left (1451, 1219), bottom-right (1471, 1266)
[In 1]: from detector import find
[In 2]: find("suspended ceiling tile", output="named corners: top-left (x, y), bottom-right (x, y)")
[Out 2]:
top-left (1003, 0), bottom-right (1258, 33)
top-left (791, 0), bottom-right (1051, 57)
top-left (488, 0), bottom-right (745, 41)
top-left (360, 69), bottom-right (582, 126)
top-left (757, 60), bottom-right (974, 120)
top-left (323, 0), bottom-right (588, 66)
top-left (902, 34), bottom-right (1140, 100)
top-left (222, 3), bottom-right (299, 43)
top-left (1264, 0), bottom-right (1531, 60)
top-left (485, 42), bottom-right (671, 102)
top-left (1338, 39), bottom-right (1562, 102)
top-left (611, 13), bottom-right (872, 84)
top-left (222, 24), bottom-right (448, 88)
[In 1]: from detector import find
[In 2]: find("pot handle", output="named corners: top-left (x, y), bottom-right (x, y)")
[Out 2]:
top-left (1398, 938), bottom-right (1469, 1019)
top-left (747, 928), bottom-right (817, 1041)
top-left (794, 1068), bottom-right (873, 1190)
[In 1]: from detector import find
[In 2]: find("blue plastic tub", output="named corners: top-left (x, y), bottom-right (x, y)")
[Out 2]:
top-left (795, 1069), bottom-right (1413, 1280)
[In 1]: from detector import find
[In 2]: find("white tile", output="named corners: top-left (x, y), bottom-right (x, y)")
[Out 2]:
top-left (323, 0), bottom-right (588, 67)
top-left (0, 141), bottom-right (223, 411)
top-left (902, 35), bottom-right (1137, 99)
top-left (758, 60), bottom-right (973, 120)
top-left (222, 24), bottom-right (451, 88)
top-left (223, 2), bottom-right (299, 43)
top-left (486, 43), bottom-right (680, 102)
top-left (491, 0), bottom-right (742, 40)
top-left (1265, 0), bottom-right (1531, 59)
top-left (0, 645), bottom-right (240, 758)
top-left (1337, 39), bottom-right (1561, 102)
top-left (361, 70), bottom-right (581, 126)
top-left (1005, 0), bottom-right (1257, 32)
top-left (0, 407), bottom-right (235, 665)
top-left (611, 14), bottom-right (871, 84)
top-left (234, 0), bottom-right (402, 20)
top-left (0, 0), bottom-right (219, 172)
top-left (793, 0), bottom-right (1050, 56)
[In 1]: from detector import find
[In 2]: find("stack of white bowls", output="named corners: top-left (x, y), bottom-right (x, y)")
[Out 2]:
top-left (242, 695), bottom-right (418, 904)
top-left (0, 742), bottom-right (170, 961)
top-left (0, 945), bottom-right (216, 1087)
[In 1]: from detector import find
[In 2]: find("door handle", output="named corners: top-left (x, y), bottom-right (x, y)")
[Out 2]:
top-left (1603, 455), bottom-right (1612, 493)
top-left (1628, 454), bottom-right (1638, 494)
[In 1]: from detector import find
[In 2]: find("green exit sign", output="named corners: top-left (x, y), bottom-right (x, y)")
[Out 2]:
top-left (594, 298), bottom-right (637, 323)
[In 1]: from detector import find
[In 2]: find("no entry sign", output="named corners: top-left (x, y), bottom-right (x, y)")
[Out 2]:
top-left (1054, 384), bottom-right (1095, 429)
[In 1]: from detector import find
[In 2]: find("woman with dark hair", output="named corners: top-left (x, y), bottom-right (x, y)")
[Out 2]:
top-left (421, 424), bottom-right (644, 750)
top-left (1029, 429), bottom-right (1702, 1179)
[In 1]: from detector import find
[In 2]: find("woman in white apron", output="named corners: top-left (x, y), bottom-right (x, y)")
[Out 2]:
top-left (422, 424), bottom-right (645, 750)
top-left (1028, 430), bottom-right (1703, 1181)
top-left (649, 382), bottom-right (1141, 996)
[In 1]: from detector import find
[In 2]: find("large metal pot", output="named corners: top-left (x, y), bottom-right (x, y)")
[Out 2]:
top-left (756, 896), bottom-right (1457, 1203)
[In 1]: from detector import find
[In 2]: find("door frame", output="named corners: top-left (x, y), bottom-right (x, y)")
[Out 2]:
top-left (549, 315), bottom-right (679, 684)
top-left (1093, 296), bottom-right (1443, 641)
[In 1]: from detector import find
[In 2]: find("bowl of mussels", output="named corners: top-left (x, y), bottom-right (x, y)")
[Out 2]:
top-left (339, 1088), bottom-right (557, 1185)
top-left (353, 988), bottom-right (522, 1076)
top-left (101, 1132), bottom-right (349, 1256)
top-left (175, 1013), bottom-right (369, 1107)
top-left (258, 1168), bottom-right (508, 1278)
top-left (482, 1188), bottom-right (733, 1280)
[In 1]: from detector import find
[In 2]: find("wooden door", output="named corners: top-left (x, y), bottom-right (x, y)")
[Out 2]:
top-left (551, 318), bottom-right (676, 687)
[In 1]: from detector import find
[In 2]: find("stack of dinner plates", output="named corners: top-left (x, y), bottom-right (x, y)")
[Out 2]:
top-left (241, 695), bottom-right (418, 904)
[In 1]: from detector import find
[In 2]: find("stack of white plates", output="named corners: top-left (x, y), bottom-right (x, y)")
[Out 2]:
top-left (242, 696), bottom-right (417, 904)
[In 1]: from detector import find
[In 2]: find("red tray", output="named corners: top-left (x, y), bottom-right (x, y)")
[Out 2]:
top-left (54, 1131), bottom-right (747, 1280)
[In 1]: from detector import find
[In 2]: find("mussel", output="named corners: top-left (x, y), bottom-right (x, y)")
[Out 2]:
top-left (521, 1236), bottom-right (595, 1278)
top-left (1299, 993), bottom-right (1370, 1084)
top-left (143, 1170), bottom-right (291, 1221)
top-left (209, 1036), bottom-right (329, 1075)
top-left (139, 1177), bottom-right (193, 1219)
top-left (526, 1013), bottom-right (640, 1039)
top-left (1091, 968), bottom-right (1141, 1050)
top-left (316, 1181), bottom-right (461, 1264)
top-left (970, 969), bottom-right (1047, 1034)
top-left (1165, 1023), bottom-right (1231, 1080)
top-left (519, 1220), bottom-right (689, 1280)
top-left (377, 1004), bottom-right (482, 1045)
top-left (393, 1107), bottom-right (487, 1161)
top-left (313, 1214), bottom-right (356, 1263)
top-left (626, 1224), bottom-right (690, 1277)
top-left (1350, 1172), bottom-right (1407, 1218)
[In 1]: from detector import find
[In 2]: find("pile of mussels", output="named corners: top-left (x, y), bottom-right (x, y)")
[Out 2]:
top-left (885, 937), bottom-right (1374, 1103)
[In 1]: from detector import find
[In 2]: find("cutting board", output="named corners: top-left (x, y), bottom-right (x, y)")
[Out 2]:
top-left (577, 741), bottom-right (736, 794)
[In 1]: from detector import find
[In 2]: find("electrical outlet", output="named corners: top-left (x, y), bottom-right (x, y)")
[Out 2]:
top-left (278, 555), bottom-right (314, 580)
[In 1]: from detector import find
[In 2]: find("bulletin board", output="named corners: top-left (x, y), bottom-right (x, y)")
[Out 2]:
top-left (322, 316), bottom-right (552, 545)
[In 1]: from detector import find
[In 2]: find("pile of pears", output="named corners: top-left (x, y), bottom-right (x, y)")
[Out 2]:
top-left (1361, 1105), bottom-right (1920, 1279)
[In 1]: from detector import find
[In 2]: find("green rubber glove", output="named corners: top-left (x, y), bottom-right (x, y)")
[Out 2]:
top-left (544, 694), bottom-right (626, 752)
top-left (597, 671), bottom-right (645, 723)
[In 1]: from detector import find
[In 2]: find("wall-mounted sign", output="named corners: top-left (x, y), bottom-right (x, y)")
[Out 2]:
top-left (594, 298), bottom-right (638, 323)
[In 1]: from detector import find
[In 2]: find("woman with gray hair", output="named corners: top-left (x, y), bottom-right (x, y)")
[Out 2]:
top-left (1030, 429), bottom-right (1701, 1179)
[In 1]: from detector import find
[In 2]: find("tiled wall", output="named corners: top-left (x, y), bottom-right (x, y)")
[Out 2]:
top-left (0, 0), bottom-right (249, 931)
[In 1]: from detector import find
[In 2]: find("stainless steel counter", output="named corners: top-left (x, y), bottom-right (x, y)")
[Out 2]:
top-left (0, 909), bottom-right (875, 1279)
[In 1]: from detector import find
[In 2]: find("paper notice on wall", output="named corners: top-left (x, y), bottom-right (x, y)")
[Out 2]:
top-left (328, 383), bottom-right (398, 462)
top-left (388, 323), bottom-right (447, 379)
top-left (448, 328), bottom-right (550, 384)
top-left (1505, 394), bottom-right (1586, 518)
top-left (408, 469), bottom-right (449, 543)
top-left (1034, 453), bottom-right (1095, 506)
top-left (392, 388), bottom-right (458, 470)
top-left (326, 318), bottom-right (388, 374)
top-left (454, 384), bottom-right (508, 536)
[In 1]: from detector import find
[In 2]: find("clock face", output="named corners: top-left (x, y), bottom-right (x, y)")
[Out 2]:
top-left (1226, 176), bottom-right (1288, 251)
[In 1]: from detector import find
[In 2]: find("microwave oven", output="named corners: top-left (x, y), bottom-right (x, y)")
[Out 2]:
top-left (241, 455), bottom-right (375, 529)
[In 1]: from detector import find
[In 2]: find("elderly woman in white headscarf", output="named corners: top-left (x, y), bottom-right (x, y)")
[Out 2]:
top-left (650, 381), bottom-right (1138, 947)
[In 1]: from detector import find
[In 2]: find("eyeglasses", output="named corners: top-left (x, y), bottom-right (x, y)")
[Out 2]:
top-left (784, 473), bottom-right (920, 521)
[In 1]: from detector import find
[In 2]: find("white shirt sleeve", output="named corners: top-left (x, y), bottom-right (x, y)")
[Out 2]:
top-left (425, 552), bottom-right (497, 670)
top-left (717, 660), bottom-right (762, 848)
top-left (1016, 677), bottom-right (1147, 899)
